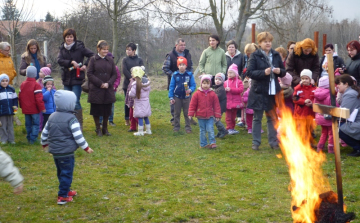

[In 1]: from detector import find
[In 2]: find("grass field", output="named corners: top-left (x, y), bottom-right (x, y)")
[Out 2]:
top-left (0, 88), bottom-right (359, 222)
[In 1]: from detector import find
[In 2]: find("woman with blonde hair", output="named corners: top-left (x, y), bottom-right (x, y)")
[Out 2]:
top-left (0, 42), bottom-right (17, 84)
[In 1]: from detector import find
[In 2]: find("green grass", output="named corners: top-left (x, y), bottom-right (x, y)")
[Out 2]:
top-left (0, 90), bottom-right (359, 222)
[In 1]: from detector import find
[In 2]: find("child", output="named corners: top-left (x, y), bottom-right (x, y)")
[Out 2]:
top-left (168, 56), bottom-right (196, 133)
top-left (236, 75), bottom-right (249, 127)
top-left (293, 69), bottom-right (317, 146)
top-left (42, 76), bottom-right (56, 129)
top-left (213, 73), bottom-right (228, 138)
top-left (0, 149), bottom-right (24, 194)
top-left (129, 67), bottom-right (152, 136)
top-left (0, 74), bottom-right (18, 144)
top-left (188, 75), bottom-right (221, 149)
top-left (41, 90), bottom-right (93, 205)
top-left (125, 68), bottom-right (138, 132)
top-left (314, 76), bottom-right (334, 153)
top-left (38, 67), bottom-right (54, 132)
top-left (279, 73), bottom-right (294, 113)
top-left (224, 64), bottom-right (244, 134)
top-left (19, 66), bottom-right (45, 144)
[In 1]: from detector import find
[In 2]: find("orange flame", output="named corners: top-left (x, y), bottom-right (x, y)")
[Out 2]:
top-left (278, 105), bottom-right (331, 222)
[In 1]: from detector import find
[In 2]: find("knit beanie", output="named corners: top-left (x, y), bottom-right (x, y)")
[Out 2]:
top-left (106, 52), bottom-right (114, 58)
top-left (40, 67), bottom-right (51, 77)
top-left (132, 66), bottom-right (145, 79)
top-left (300, 69), bottom-right (312, 80)
top-left (43, 76), bottom-right (54, 85)
top-left (215, 73), bottom-right (225, 83)
top-left (199, 74), bottom-right (212, 85)
top-left (318, 76), bottom-right (329, 89)
top-left (228, 64), bottom-right (239, 77)
top-left (26, 66), bottom-right (37, 78)
top-left (177, 56), bottom-right (187, 67)
top-left (279, 72), bottom-right (293, 87)
top-left (0, 74), bottom-right (9, 83)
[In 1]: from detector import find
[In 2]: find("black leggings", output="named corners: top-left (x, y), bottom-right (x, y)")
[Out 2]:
top-left (123, 89), bottom-right (130, 120)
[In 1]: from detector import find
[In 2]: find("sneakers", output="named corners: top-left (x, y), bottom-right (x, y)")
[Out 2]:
top-left (125, 120), bottom-right (130, 126)
top-left (247, 129), bottom-right (252, 134)
top-left (57, 196), bottom-right (73, 205)
top-left (210, 143), bottom-right (217, 149)
top-left (236, 122), bottom-right (245, 127)
top-left (228, 129), bottom-right (239, 135)
top-left (252, 144), bottom-right (260, 150)
top-left (218, 130), bottom-right (228, 138)
top-left (68, 190), bottom-right (77, 197)
top-left (109, 121), bottom-right (116, 126)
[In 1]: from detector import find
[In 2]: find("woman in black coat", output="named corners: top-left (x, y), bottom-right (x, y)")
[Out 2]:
top-left (247, 32), bottom-right (286, 151)
top-left (339, 40), bottom-right (360, 86)
top-left (319, 43), bottom-right (345, 78)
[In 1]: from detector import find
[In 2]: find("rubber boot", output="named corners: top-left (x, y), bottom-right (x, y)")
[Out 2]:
top-left (93, 116), bottom-right (102, 137)
top-left (102, 116), bottom-right (111, 136)
top-left (215, 120), bottom-right (228, 138)
top-left (317, 144), bottom-right (324, 152)
top-left (145, 124), bottom-right (152, 134)
top-left (75, 109), bottom-right (83, 131)
top-left (134, 125), bottom-right (144, 136)
top-left (328, 144), bottom-right (334, 154)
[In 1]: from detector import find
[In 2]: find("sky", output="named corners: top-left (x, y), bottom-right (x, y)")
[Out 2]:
top-left (24, 0), bottom-right (360, 22)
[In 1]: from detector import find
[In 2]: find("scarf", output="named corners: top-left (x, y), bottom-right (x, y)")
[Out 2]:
top-left (31, 53), bottom-right (40, 80)
top-left (64, 42), bottom-right (75, 51)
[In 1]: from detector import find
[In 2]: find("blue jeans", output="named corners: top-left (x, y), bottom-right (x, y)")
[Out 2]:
top-left (54, 156), bottom-right (75, 197)
top-left (197, 117), bottom-right (215, 147)
top-left (100, 92), bottom-right (116, 123)
top-left (64, 85), bottom-right (82, 110)
top-left (25, 114), bottom-right (40, 143)
top-left (339, 123), bottom-right (360, 151)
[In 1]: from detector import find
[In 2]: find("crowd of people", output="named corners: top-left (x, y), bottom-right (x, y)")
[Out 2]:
top-left (1, 28), bottom-right (360, 205)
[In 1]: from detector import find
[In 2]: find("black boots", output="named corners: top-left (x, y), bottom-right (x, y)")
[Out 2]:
top-left (215, 120), bottom-right (228, 138)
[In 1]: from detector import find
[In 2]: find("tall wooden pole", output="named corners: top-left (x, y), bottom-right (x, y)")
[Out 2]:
top-left (314, 31), bottom-right (319, 49)
top-left (327, 54), bottom-right (344, 210)
top-left (323, 34), bottom-right (327, 55)
top-left (251, 24), bottom-right (256, 43)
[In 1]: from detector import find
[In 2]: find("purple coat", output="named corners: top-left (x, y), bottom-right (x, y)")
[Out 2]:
top-left (314, 87), bottom-right (332, 127)
top-left (129, 78), bottom-right (151, 118)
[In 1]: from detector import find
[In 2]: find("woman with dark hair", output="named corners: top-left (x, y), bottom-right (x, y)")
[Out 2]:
top-left (198, 34), bottom-right (227, 85)
top-left (335, 74), bottom-right (360, 156)
top-left (339, 40), bottom-right (360, 86)
top-left (87, 40), bottom-right (117, 137)
top-left (286, 38), bottom-right (320, 87)
top-left (225, 40), bottom-right (244, 79)
top-left (57, 28), bottom-right (94, 129)
top-left (20, 39), bottom-right (51, 79)
top-left (320, 43), bottom-right (344, 77)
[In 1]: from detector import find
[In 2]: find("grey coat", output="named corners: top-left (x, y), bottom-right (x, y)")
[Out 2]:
top-left (340, 87), bottom-right (360, 140)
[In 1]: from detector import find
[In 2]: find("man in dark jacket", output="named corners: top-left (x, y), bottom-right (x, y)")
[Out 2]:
top-left (162, 38), bottom-right (194, 125)
top-left (122, 43), bottom-right (144, 126)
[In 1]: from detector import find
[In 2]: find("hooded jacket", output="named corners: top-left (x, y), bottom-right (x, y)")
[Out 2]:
top-left (293, 83), bottom-right (316, 118)
top-left (129, 77), bottom-right (151, 118)
top-left (188, 88), bottom-right (221, 119)
top-left (168, 71), bottom-right (196, 99)
top-left (0, 52), bottom-right (16, 85)
top-left (0, 85), bottom-right (18, 116)
top-left (225, 50), bottom-right (244, 79)
top-left (19, 78), bottom-right (45, 114)
top-left (57, 40), bottom-right (94, 86)
top-left (42, 87), bottom-right (56, 114)
top-left (314, 87), bottom-right (332, 126)
top-left (224, 76), bottom-right (244, 109)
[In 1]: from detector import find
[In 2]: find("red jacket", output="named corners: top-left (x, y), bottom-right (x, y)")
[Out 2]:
top-left (188, 88), bottom-right (221, 119)
top-left (19, 78), bottom-right (45, 114)
top-left (293, 83), bottom-right (316, 118)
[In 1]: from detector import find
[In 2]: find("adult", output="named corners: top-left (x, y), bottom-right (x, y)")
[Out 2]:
top-left (287, 41), bottom-right (296, 55)
top-left (275, 47), bottom-right (287, 67)
top-left (286, 38), bottom-right (320, 87)
top-left (336, 74), bottom-right (360, 157)
top-left (198, 34), bottom-right (227, 85)
top-left (246, 32), bottom-right (286, 151)
top-left (122, 42), bottom-right (144, 126)
top-left (0, 42), bottom-right (16, 84)
top-left (339, 40), bottom-right (360, 86)
top-left (57, 28), bottom-right (94, 129)
top-left (87, 40), bottom-right (117, 137)
top-left (20, 39), bottom-right (51, 79)
top-left (243, 43), bottom-right (258, 71)
top-left (162, 38), bottom-right (193, 125)
top-left (225, 40), bottom-right (244, 79)
top-left (320, 43), bottom-right (344, 77)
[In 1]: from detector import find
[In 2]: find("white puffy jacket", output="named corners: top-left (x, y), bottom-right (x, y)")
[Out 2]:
top-left (0, 149), bottom-right (23, 188)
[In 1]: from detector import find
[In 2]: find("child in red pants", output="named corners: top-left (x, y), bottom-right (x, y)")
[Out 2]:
top-left (242, 79), bottom-right (263, 134)
top-left (224, 64), bottom-right (244, 135)
top-left (125, 75), bottom-right (138, 132)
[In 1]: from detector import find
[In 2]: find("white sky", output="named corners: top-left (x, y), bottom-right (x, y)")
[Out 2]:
top-left (26, 0), bottom-right (360, 22)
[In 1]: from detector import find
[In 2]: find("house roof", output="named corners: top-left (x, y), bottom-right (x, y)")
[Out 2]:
top-left (0, 20), bottom-right (61, 36)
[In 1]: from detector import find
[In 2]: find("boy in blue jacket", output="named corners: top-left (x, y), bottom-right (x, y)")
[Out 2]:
top-left (168, 56), bottom-right (196, 133)
top-left (42, 76), bottom-right (56, 130)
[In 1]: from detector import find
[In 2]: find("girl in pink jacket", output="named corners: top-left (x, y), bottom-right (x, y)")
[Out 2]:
top-left (242, 79), bottom-right (263, 134)
top-left (314, 76), bottom-right (334, 153)
top-left (224, 64), bottom-right (244, 134)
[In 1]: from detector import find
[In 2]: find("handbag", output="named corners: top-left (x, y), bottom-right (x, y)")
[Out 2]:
top-left (81, 77), bottom-right (89, 93)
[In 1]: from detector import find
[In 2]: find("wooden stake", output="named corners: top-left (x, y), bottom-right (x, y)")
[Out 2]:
top-left (252, 24), bottom-right (256, 43)
top-left (323, 34), bottom-right (327, 56)
top-left (314, 31), bottom-right (319, 49)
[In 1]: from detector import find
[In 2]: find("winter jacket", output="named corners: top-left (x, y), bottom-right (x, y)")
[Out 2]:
top-left (282, 86), bottom-right (294, 113)
top-left (122, 55), bottom-right (144, 90)
top-left (113, 66), bottom-right (121, 91)
top-left (314, 87), bottom-right (332, 127)
top-left (242, 88), bottom-right (253, 115)
top-left (0, 52), bottom-right (16, 85)
top-left (293, 84), bottom-right (316, 118)
top-left (0, 149), bottom-right (23, 188)
top-left (213, 84), bottom-right (226, 113)
top-left (286, 51), bottom-right (320, 87)
top-left (19, 78), bottom-right (45, 114)
top-left (0, 86), bottom-right (18, 116)
top-left (345, 52), bottom-right (360, 87)
top-left (87, 55), bottom-right (117, 105)
top-left (163, 48), bottom-right (193, 76)
top-left (19, 52), bottom-right (47, 76)
top-left (129, 77), bottom-right (151, 118)
top-left (57, 40), bottom-right (94, 86)
top-left (42, 88), bottom-right (56, 114)
top-left (339, 87), bottom-right (360, 140)
top-left (224, 77), bottom-right (244, 109)
top-left (226, 50), bottom-right (244, 79)
top-left (188, 88), bottom-right (221, 119)
top-left (168, 71), bottom-right (196, 99)
top-left (319, 54), bottom-right (344, 77)
top-left (247, 49), bottom-right (286, 111)
top-left (198, 46), bottom-right (227, 76)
